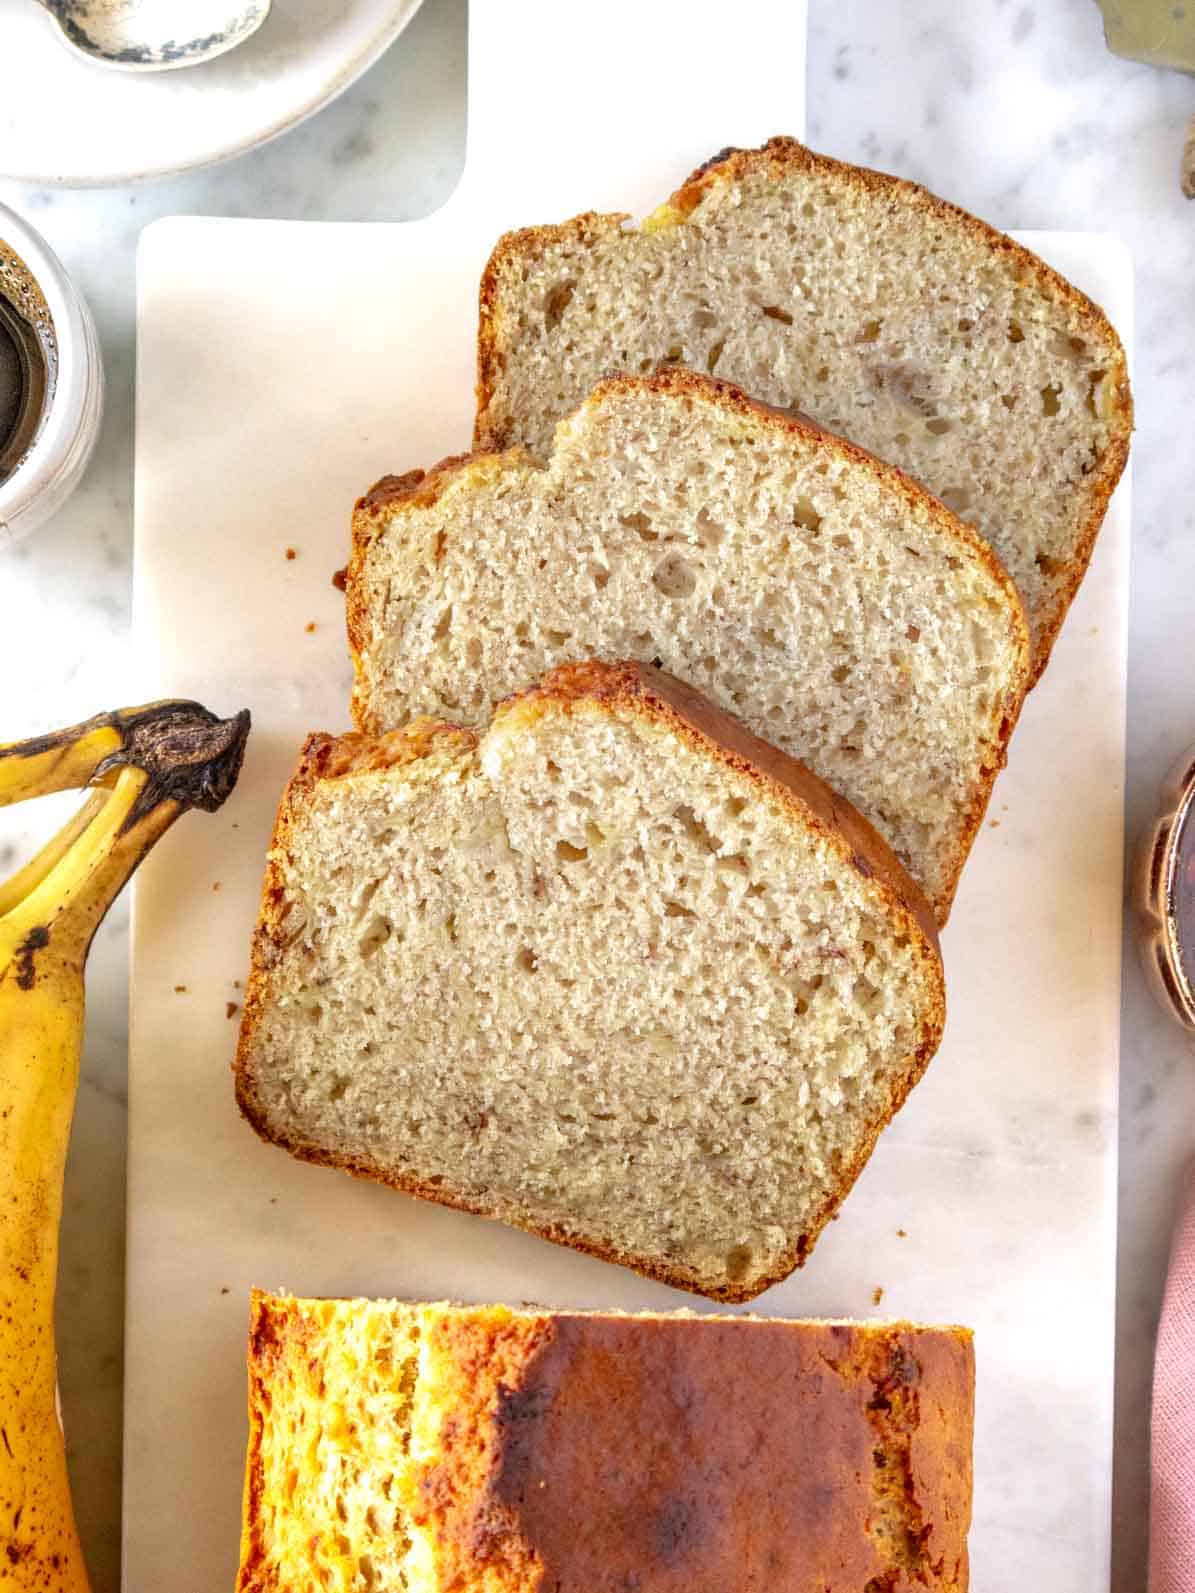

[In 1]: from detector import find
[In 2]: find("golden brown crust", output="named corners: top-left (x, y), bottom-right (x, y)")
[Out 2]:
top-left (413, 1311), bottom-right (974, 1590)
top-left (904, 1328), bottom-right (976, 1587)
top-left (317, 718), bottom-right (477, 777)
top-left (472, 135), bottom-right (1132, 683)
top-left (346, 367), bottom-right (1031, 918)
top-left (357, 456), bottom-right (474, 514)
top-left (241, 1295), bottom-right (975, 1590)
top-left (235, 663), bottom-right (946, 1302)
top-left (235, 1291), bottom-right (289, 1592)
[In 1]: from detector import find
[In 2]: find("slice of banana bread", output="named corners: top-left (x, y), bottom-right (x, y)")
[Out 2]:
top-left (237, 1292), bottom-right (975, 1592)
top-left (349, 371), bottom-right (1030, 923)
top-left (235, 661), bottom-right (945, 1301)
top-left (474, 137), bottom-right (1132, 680)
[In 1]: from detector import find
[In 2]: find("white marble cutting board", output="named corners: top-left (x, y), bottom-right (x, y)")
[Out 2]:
top-left (128, 3), bottom-right (1131, 1586)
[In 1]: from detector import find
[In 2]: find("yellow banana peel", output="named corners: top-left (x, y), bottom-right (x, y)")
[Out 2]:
top-left (0, 700), bottom-right (249, 1590)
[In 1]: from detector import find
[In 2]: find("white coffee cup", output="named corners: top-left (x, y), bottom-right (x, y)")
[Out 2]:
top-left (0, 202), bottom-right (103, 550)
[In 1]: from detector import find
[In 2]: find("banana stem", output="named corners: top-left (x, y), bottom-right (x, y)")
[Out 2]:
top-left (0, 701), bottom-right (249, 965)
top-left (0, 700), bottom-right (249, 810)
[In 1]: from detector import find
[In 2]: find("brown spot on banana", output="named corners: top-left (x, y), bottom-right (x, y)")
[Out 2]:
top-left (13, 927), bottom-right (48, 991)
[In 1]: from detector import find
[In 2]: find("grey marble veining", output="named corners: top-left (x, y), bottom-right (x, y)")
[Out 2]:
top-left (0, 0), bottom-right (1189, 1587)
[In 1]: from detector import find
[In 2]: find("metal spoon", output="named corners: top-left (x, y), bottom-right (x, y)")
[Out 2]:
top-left (34, 0), bottom-right (270, 71)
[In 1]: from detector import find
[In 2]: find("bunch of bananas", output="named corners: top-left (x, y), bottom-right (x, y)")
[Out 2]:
top-left (0, 700), bottom-right (249, 1591)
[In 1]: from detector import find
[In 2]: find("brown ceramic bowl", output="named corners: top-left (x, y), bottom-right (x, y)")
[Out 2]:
top-left (1136, 745), bottom-right (1195, 1035)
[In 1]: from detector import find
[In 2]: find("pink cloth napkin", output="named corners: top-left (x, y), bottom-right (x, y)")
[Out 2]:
top-left (1152, 1162), bottom-right (1195, 1592)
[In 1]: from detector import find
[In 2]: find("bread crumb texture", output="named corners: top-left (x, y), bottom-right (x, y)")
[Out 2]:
top-left (236, 663), bottom-right (944, 1300)
top-left (351, 371), bottom-right (1029, 921)
top-left (475, 136), bottom-right (1131, 678)
top-left (236, 1293), bottom-right (974, 1592)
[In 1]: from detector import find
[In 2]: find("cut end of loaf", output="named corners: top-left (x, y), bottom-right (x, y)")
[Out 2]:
top-left (237, 1292), bottom-right (975, 1592)
top-left (236, 662), bottom-right (945, 1301)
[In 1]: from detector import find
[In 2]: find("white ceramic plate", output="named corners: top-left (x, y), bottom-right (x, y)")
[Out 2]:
top-left (0, 0), bottom-right (424, 185)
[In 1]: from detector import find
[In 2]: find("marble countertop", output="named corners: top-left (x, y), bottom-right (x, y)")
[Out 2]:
top-left (0, 0), bottom-right (1190, 1586)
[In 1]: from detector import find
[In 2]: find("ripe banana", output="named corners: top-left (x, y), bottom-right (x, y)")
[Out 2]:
top-left (0, 701), bottom-right (250, 1591)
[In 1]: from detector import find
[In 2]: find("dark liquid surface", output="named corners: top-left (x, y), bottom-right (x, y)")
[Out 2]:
top-left (0, 295), bottom-right (49, 483)
top-left (1176, 804), bottom-right (1195, 992)
top-left (0, 316), bottom-right (23, 452)
top-left (0, 239), bottom-right (56, 484)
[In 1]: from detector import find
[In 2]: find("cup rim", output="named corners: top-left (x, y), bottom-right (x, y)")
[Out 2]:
top-left (0, 200), bottom-right (97, 534)
top-left (1136, 749), bottom-right (1195, 1035)
top-left (1161, 776), bottom-right (1195, 1016)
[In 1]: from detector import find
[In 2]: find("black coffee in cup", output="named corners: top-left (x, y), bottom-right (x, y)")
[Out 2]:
top-left (0, 242), bottom-right (55, 485)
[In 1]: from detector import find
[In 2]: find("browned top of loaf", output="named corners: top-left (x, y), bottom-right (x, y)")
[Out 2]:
top-left (407, 1305), bottom-right (974, 1590)
top-left (238, 1294), bottom-right (974, 1591)
top-left (473, 136), bottom-right (1132, 684)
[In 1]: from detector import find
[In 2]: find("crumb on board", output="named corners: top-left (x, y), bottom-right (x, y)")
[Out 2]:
top-left (174, 984), bottom-right (187, 994)
top-left (988, 819), bottom-right (1000, 829)
top-left (332, 567), bottom-right (348, 592)
top-left (896, 1227), bottom-right (908, 1239)
top-left (305, 621), bottom-right (317, 634)
top-left (212, 881), bottom-right (221, 892)
top-left (234, 979), bottom-right (243, 990)
top-left (221, 1287), bottom-right (230, 1296)
top-left (285, 547), bottom-right (297, 561)
top-left (873, 1286), bottom-right (884, 1306)
top-left (226, 1001), bottom-right (239, 1020)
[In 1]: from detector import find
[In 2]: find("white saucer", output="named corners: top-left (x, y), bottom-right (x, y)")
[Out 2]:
top-left (0, 0), bottom-right (425, 186)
